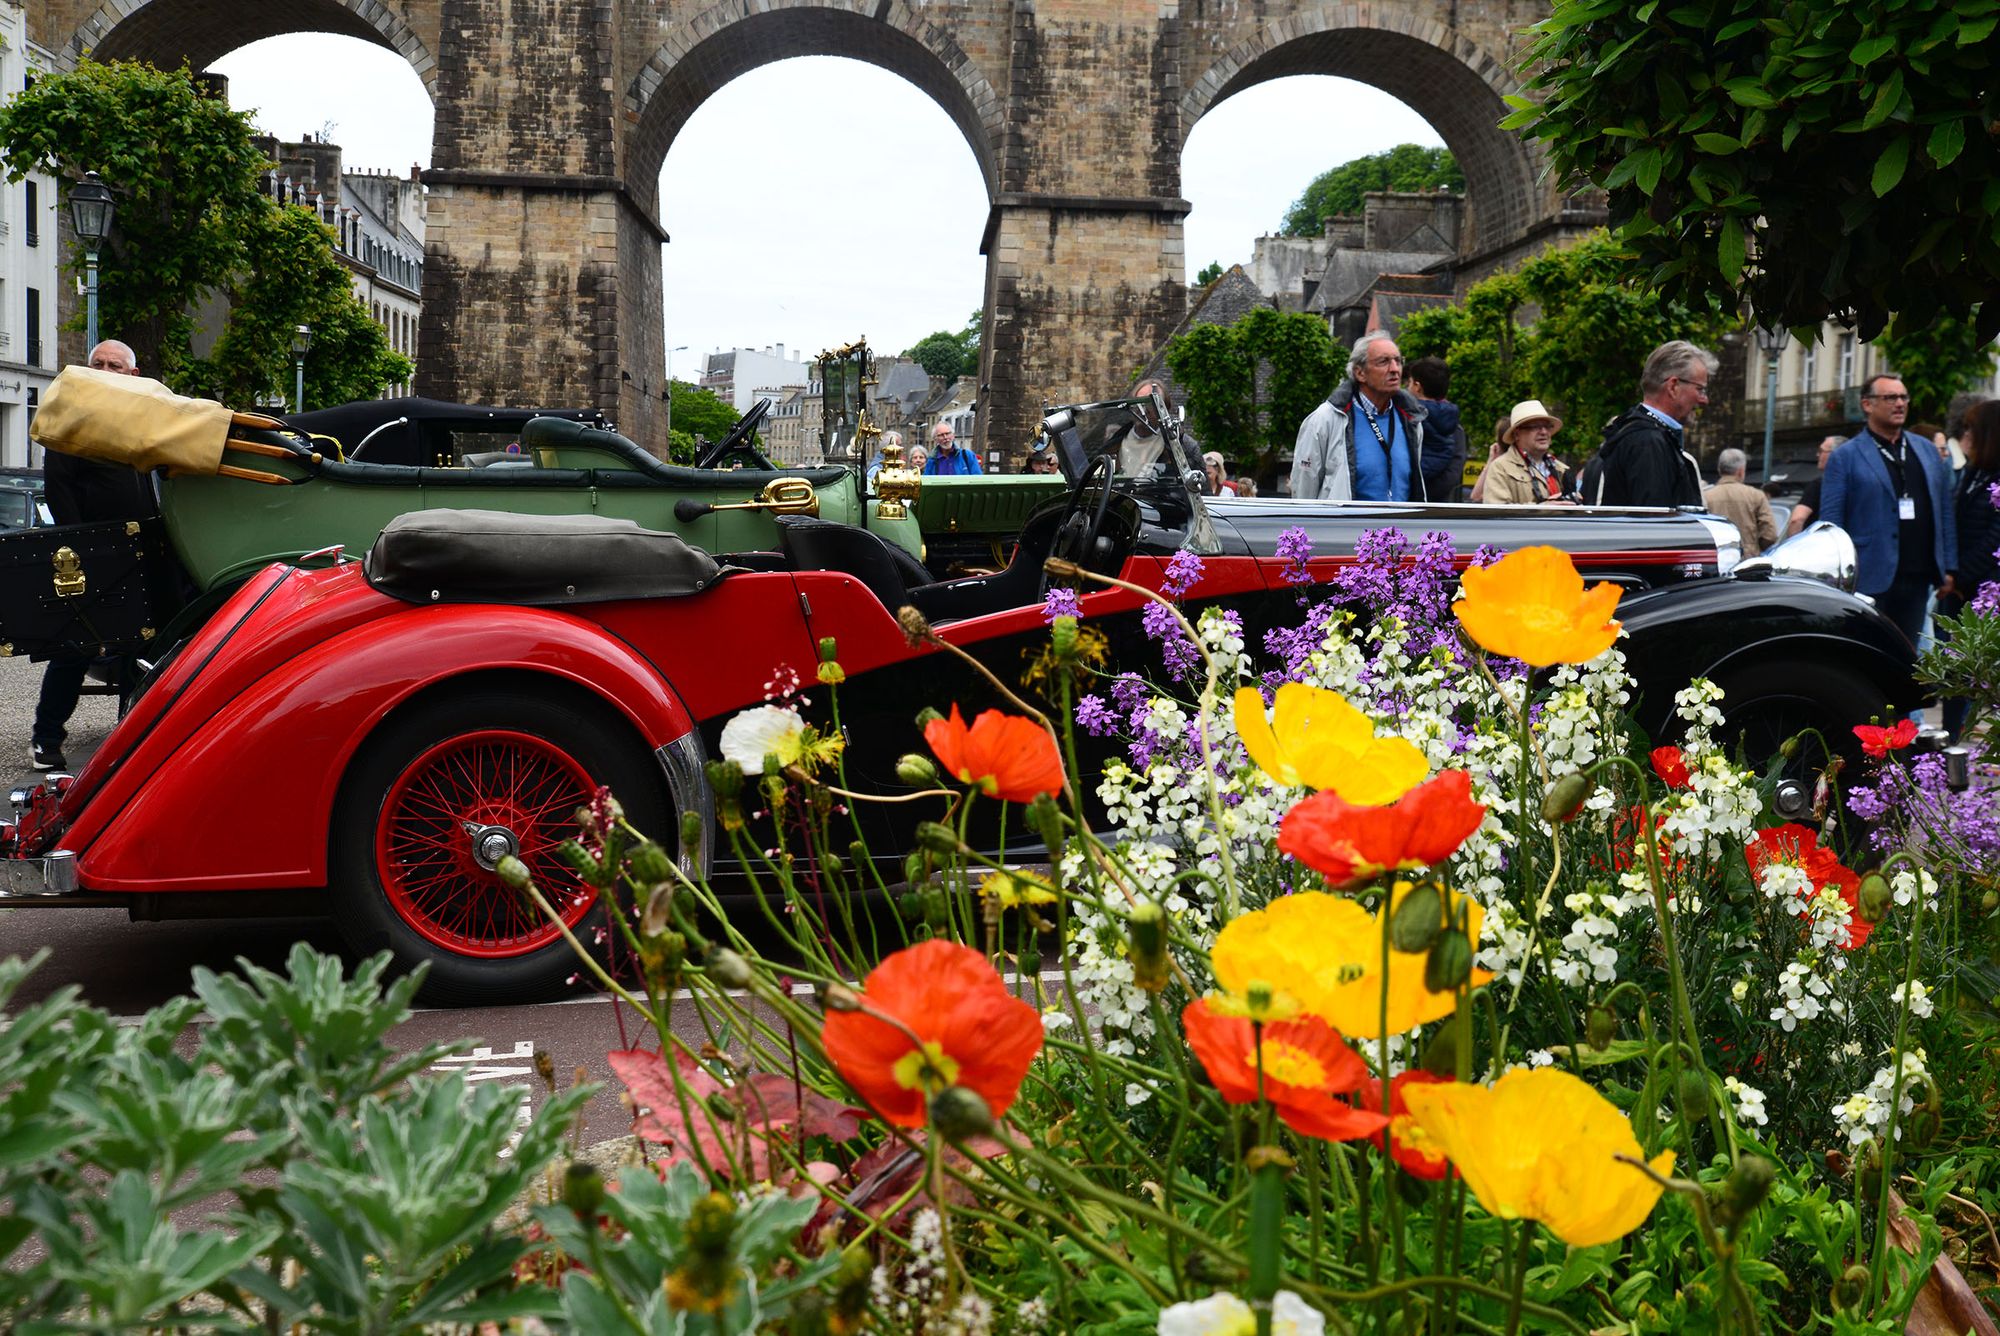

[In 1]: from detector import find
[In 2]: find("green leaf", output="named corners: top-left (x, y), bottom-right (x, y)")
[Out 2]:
top-left (1693, 132), bottom-right (1742, 154)
top-left (1718, 218), bottom-right (1748, 284)
top-left (1862, 68), bottom-right (1906, 129)
top-left (1720, 77), bottom-right (1777, 107)
top-left (1634, 147), bottom-right (1663, 196)
top-left (1872, 137), bottom-right (1911, 196)
top-left (1958, 15), bottom-right (1998, 43)
top-left (1927, 117), bottom-right (1966, 167)
top-left (1850, 34), bottom-right (1895, 66)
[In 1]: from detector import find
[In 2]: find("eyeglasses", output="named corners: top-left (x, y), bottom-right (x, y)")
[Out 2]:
top-left (1368, 355), bottom-right (1404, 368)
top-left (1864, 393), bottom-right (1910, 403)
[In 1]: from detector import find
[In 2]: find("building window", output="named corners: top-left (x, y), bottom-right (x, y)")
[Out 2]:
top-left (1797, 344), bottom-right (1818, 397)
top-left (23, 180), bottom-right (37, 246)
top-left (26, 286), bottom-right (41, 367)
top-left (1837, 332), bottom-right (1856, 391)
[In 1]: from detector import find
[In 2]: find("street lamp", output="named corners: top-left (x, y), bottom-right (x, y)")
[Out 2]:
top-left (67, 171), bottom-right (114, 352)
top-left (1753, 324), bottom-right (1792, 486)
top-left (666, 344), bottom-right (688, 437)
top-left (291, 324), bottom-right (313, 414)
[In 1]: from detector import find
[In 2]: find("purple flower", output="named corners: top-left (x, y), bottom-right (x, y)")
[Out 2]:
top-left (1277, 526), bottom-right (1314, 586)
top-left (1110, 673), bottom-right (1149, 716)
top-left (1974, 580), bottom-right (2000, 617)
top-left (1163, 548), bottom-right (1205, 599)
top-left (1042, 586), bottom-right (1082, 623)
top-left (1074, 694), bottom-right (1117, 737)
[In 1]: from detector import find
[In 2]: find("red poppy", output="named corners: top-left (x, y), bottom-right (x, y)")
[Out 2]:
top-left (1277, 769), bottom-right (1487, 889)
top-left (821, 940), bottom-right (1044, 1129)
top-left (1367, 1070), bottom-right (1456, 1180)
top-left (1650, 745), bottom-right (1692, 791)
top-left (924, 705), bottom-right (1066, 803)
top-left (1853, 718), bottom-right (1918, 758)
top-left (1745, 823), bottom-right (1870, 950)
top-left (1605, 803), bottom-right (1687, 877)
top-left (1181, 997), bottom-right (1387, 1142)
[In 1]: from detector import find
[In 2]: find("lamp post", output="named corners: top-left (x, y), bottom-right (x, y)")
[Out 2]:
top-left (67, 171), bottom-right (114, 352)
top-left (1753, 324), bottom-right (1792, 486)
top-left (665, 344), bottom-right (688, 437)
top-left (291, 324), bottom-right (313, 414)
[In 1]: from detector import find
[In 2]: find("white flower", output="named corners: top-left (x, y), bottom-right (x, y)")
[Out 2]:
top-left (718, 704), bottom-right (806, 774)
top-left (1730, 979), bottom-right (1749, 1003)
top-left (1723, 1076), bottom-right (1768, 1127)
top-left (1158, 1290), bottom-right (1325, 1336)
top-left (1891, 981), bottom-right (1935, 1018)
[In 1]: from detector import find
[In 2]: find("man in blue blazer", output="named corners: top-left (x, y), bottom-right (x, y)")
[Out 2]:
top-left (1821, 373), bottom-right (1957, 645)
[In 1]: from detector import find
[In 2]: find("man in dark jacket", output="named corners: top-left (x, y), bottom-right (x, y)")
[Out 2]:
top-left (29, 340), bottom-right (156, 771)
top-left (1581, 340), bottom-right (1712, 507)
top-left (1407, 356), bottom-right (1467, 503)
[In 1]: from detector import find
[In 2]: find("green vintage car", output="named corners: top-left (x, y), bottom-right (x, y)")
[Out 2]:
top-left (6, 371), bottom-right (1063, 658)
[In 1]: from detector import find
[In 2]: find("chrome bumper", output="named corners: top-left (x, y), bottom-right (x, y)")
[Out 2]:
top-left (0, 849), bottom-right (79, 896)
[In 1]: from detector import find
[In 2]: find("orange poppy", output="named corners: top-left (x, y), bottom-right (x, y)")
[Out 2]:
top-left (1746, 823), bottom-right (1871, 950)
top-left (1368, 1070), bottom-right (1456, 1180)
top-left (1650, 745), bottom-right (1691, 791)
top-left (1453, 546), bottom-right (1623, 667)
top-left (1181, 997), bottom-right (1387, 1143)
top-left (1277, 769), bottom-right (1487, 888)
top-left (1853, 718), bottom-right (1917, 758)
top-left (821, 940), bottom-right (1044, 1129)
top-left (924, 705), bottom-right (1066, 803)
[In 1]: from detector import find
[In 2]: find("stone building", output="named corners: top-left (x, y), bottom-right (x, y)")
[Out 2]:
top-left (760, 383), bottom-right (813, 465)
top-left (700, 346), bottom-right (807, 414)
top-left (0, 1), bottom-right (58, 468)
top-left (340, 167), bottom-right (425, 397)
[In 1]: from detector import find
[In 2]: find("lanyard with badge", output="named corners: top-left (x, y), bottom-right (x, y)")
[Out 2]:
top-left (1357, 398), bottom-right (1397, 465)
top-left (1877, 433), bottom-right (1916, 521)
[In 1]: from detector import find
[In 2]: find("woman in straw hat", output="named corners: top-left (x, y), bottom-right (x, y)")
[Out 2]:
top-left (1481, 399), bottom-right (1574, 506)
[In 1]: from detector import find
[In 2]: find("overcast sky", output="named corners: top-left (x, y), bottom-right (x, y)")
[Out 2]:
top-left (213, 35), bottom-right (1443, 373)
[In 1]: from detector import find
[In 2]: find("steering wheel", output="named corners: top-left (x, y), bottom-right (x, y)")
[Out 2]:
top-left (693, 397), bottom-right (776, 470)
top-left (1044, 454), bottom-right (1116, 589)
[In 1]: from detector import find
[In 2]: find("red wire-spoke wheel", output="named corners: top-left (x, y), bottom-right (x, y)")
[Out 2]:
top-left (375, 729), bottom-right (596, 957)
top-left (331, 688), bottom-right (669, 1006)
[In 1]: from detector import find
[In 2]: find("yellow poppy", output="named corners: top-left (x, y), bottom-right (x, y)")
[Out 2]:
top-left (977, 868), bottom-right (1060, 909)
top-left (1209, 888), bottom-right (1491, 1039)
top-left (1452, 546), bottom-right (1623, 668)
top-left (1401, 1066), bottom-right (1675, 1247)
top-left (1233, 683), bottom-right (1429, 806)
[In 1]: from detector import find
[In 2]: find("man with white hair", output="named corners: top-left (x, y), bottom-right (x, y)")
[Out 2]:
top-left (31, 340), bottom-right (154, 770)
top-left (1703, 446), bottom-right (1778, 557)
top-left (1579, 339), bottom-right (1712, 507)
top-left (1290, 330), bottom-right (1428, 501)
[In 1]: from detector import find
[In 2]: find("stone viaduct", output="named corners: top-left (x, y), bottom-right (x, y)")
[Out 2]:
top-left (34, 0), bottom-right (1560, 458)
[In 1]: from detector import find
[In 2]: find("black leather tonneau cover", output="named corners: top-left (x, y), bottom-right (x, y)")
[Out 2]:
top-left (364, 509), bottom-right (724, 606)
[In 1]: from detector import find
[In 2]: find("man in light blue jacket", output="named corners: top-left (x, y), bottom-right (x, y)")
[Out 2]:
top-left (1820, 373), bottom-right (1957, 645)
top-left (1289, 331), bottom-right (1428, 501)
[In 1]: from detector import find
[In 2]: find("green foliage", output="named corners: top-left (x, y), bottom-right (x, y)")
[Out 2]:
top-left (1874, 307), bottom-right (1998, 423)
top-left (0, 59), bottom-right (408, 403)
top-left (669, 379), bottom-right (746, 444)
top-left (1194, 261), bottom-right (1224, 287)
top-left (0, 59), bottom-right (266, 380)
top-left (1280, 144), bottom-right (1463, 236)
top-left (1509, 0), bottom-right (2000, 341)
top-left (1163, 307), bottom-right (1344, 483)
top-left (1396, 231), bottom-right (1733, 461)
top-left (905, 311), bottom-right (983, 382)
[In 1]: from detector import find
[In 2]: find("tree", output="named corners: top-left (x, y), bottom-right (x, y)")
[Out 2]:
top-left (1164, 307), bottom-right (1343, 486)
top-left (904, 311), bottom-right (982, 381)
top-left (0, 60), bottom-right (409, 401)
top-left (1194, 261), bottom-right (1224, 287)
top-left (1875, 308), bottom-right (1999, 424)
top-left (1508, 1), bottom-right (2000, 341)
top-left (1396, 232), bottom-right (1733, 461)
top-left (667, 379), bottom-right (743, 442)
top-left (1280, 146), bottom-right (1463, 236)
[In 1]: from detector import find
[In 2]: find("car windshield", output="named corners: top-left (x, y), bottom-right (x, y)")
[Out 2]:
top-left (1043, 396), bottom-right (1220, 556)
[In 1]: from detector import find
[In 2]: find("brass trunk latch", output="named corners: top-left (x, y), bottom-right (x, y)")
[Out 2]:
top-left (52, 547), bottom-right (85, 598)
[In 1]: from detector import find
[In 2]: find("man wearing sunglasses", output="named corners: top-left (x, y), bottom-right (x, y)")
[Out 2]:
top-left (1821, 373), bottom-right (1957, 645)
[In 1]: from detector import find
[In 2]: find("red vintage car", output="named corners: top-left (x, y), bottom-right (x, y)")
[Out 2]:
top-left (1, 398), bottom-right (1917, 1004)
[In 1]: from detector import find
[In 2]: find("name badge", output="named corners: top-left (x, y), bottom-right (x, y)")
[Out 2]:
top-left (1899, 496), bottom-right (1917, 520)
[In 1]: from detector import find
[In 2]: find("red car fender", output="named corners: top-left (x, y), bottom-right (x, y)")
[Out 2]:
top-left (70, 606), bottom-right (696, 893)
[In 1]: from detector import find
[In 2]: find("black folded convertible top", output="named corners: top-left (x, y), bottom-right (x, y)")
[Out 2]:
top-left (364, 509), bottom-right (724, 606)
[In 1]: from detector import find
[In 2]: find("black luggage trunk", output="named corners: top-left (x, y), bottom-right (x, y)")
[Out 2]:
top-left (0, 517), bottom-right (181, 658)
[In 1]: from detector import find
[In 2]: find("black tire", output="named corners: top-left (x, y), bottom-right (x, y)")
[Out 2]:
top-left (1708, 657), bottom-right (1891, 774)
top-left (329, 686), bottom-right (666, 1006)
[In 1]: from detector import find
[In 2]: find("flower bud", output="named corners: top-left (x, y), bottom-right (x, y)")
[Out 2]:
top-left (1027, 793), bottom-right (1066, 854)
top-left (817, 636), bottom-right (840, 663)
top-left (562, 1161), bottom-right (605, 1224)
top-left (1712, 1155), bottom-right (1775, 1233)
top-left (1389, 883), bottom-right (1445, 953)
top-left (914, 821), bottom-right (962, 855)
top-left (1985, 889), bottom-right (1999, 913)
top-left (896, 753), bottom-right (941, 787)
top-left (897, 605), bottom-right (934, 646)
top-left (1779, 734), bottom-right (1801, 759)
top-left (1831, 1263), bottom-right (1870, 1313)
top-left (1857, 872), bottom-right (1893, 923)
top-left (1050, 614), bottom-right (1079, 659)
top-left (1585, 1003), bottom-right (1618, 1053)
top-left (820, 980), bottom-right (864, 1013)
top-left (1540, 772), bottom-right (1594, 823)
top-left (1854, 1139), bottom-right (1883, 1205)
top-left (495, 853), bottom-right (534, 892)
top-left (1043, 557), bottom-right (1083, 580)
top-left (640, 885), bottom-right (673, 938)
top-left (1423, 930), bottom-right (1473, 993)
top-left (1419, 1023), bottom-right (1459, 1077)
top-left (929, 1085), bottom-right (995, 1142)
top-left (914, 706), bottom-right (945, 728)
top-left (555, 839), bottom-right (608, 886)
top-left (628, 841), bottom-right (673, 888)
top-left (897, 888), bottom-right (926, 920)
top-left (1127, 899), bottom-right (1171, 993)
top-left (1677, 1070), bottom-right (1712, 1120)
top-left (704, 759), bottom-right (744, 798)
top-left (534, 1048), bottom-right (557, 1088)
top-left (680, 809), bottom-right (704, 850)
top-left (706, 947), bottom-right (752, 990)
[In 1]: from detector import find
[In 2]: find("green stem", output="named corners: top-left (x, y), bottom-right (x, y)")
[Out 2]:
top-left (1503, 1220), bottom-right (1534, 1336)
top-left (1867, 853), bottom-right (1928, 1315)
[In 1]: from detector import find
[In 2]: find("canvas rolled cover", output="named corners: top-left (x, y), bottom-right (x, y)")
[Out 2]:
top-left (31, 367), bottom-right (232, 476)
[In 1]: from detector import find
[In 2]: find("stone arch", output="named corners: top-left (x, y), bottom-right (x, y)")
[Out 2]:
top-left (54, 0), bottom-right (436, 93)
top-left (624, 0), bottom-right (1004, 210)
top-left (1182, 11), bottom-right (1543, 252)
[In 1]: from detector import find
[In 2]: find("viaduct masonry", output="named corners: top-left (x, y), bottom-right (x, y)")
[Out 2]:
top-left (36, 0), bottom-right (1563, 460)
